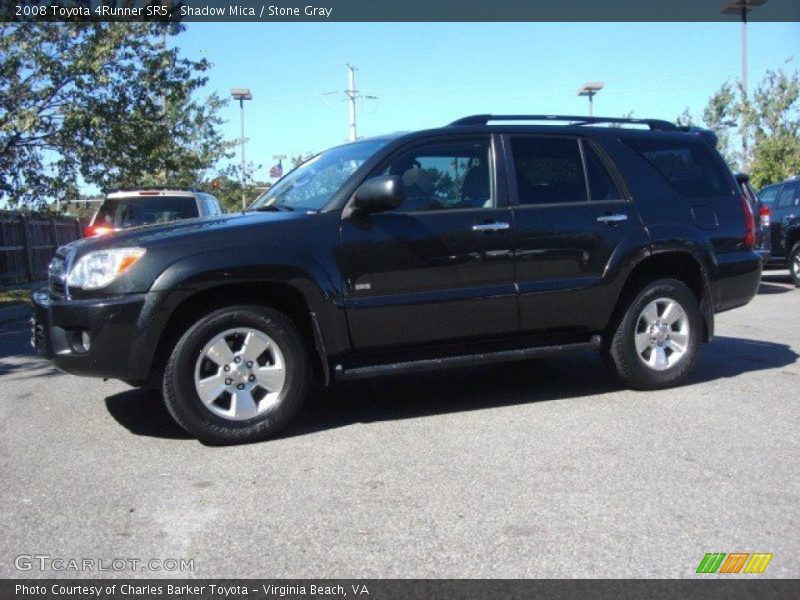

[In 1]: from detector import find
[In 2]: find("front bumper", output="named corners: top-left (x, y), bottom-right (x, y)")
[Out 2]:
top-left (30, 289), bottom-right (151, 380)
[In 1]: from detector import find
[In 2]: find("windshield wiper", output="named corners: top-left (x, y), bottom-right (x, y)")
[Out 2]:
top-left (250, 205), bottom-right (294, 212)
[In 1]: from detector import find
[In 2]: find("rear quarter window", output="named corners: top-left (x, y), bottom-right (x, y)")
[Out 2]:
top-left (622, 136), bottom-right (729, 198)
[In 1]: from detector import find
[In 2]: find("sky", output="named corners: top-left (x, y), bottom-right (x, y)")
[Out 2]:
top-left (175, 21), bottom-right (799, 181)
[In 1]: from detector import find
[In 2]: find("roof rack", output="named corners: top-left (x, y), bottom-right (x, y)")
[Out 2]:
top-left (448, 114), bottom-right (679, 131)
top-left (103, 186), bottom-right (198, 194)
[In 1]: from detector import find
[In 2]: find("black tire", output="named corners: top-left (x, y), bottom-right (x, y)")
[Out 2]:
top-left (163, 305), bottom-right (311, 444)
top-left (604, 278), bottom-right (703, 390)
top-left (789, 242), bottom-right (800, 288)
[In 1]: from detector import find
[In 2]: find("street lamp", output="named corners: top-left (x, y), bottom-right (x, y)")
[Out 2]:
top-left (577, 82), bottom-right (604, 117)
top-left (721, 0), bottom-right (768, 170)
top-left (230, 88), bottom-right (253, 210)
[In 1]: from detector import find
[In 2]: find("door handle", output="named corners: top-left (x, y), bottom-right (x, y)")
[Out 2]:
top-left (597, 213), bottom-right (628, 224)
top-left (472, 222), bottom-right (510, 232)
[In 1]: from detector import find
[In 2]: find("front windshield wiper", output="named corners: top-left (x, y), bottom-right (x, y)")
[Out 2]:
top-left (250, 205), bottom-right (294, 212)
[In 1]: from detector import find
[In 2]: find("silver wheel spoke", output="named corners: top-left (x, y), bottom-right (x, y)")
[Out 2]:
top-left (231, 389), bottom-right (258, 419)
top-left (196, 372), bottom-right (227, 405)
top-left (641, 302), bottom-right (659, 326)
top-left (205, 338), bottom-right (234, 366)
top-left (241, 331), bottom-right (270, 363)
top-left (669, 330), bottom-right (689, 351)
top-left (254, 364), bottom-right (286, 392)
top-left (635, 331), bottom-right (651, 354)
top-left (660, 301), bottom-right (685, 326)
top-left (648, 346), bottom-right (669, 369)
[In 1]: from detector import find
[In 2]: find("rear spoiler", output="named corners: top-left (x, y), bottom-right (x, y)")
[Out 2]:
top-left (678, 126), bottom-right (718, 148)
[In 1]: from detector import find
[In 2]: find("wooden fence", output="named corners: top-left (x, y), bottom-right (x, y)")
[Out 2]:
top-left (0, 212), bottom-right (83, 286)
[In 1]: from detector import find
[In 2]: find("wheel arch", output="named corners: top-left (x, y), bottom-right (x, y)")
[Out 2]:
top-left (606, 250), bottom-right (714, 342)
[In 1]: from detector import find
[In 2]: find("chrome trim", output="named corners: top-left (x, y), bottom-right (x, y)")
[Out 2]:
top-left (472, 222), bottom-right (510, 232)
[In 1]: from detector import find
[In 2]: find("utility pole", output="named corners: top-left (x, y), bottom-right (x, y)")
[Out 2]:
top-left (342, 64), bottom-right (377, 142)
top-left (346, 64), bottom-right (357, 141)
top-left (577, 82), bottom-right (604, 117)
top-left (230, 88), bottom-right (253, 210)
top-left (721, 0), bottom-right (768, 171)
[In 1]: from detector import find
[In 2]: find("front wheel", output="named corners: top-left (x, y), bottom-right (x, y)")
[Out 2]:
top-left (789, 242), bottom-right (800, 288)
top-left (604, 278), bottom-right (703, 390)
top-left (163, 305), bottom-right (312, 444)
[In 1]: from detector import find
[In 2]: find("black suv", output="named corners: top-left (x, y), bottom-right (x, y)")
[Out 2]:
top-left (31, 115), bottom-right (761, 444)
top-left (757, 175), bottom-right (800, 286)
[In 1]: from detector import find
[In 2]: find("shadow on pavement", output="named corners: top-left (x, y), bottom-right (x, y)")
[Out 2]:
top-left (105, 389), bottom-right (192, 440)
top-left (101, 335), bottom-right (798, 442)
top-left (758, 282), bottom-right (794, 295)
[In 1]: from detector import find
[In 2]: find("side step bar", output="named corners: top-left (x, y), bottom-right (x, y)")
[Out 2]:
top-left (334, 335), bottom-right (602, 381)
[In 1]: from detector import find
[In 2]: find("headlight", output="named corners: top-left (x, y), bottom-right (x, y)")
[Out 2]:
top-left (66, 247), bottom-right (146, 290)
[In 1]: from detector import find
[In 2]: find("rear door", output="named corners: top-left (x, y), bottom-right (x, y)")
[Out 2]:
top-left (506, 134), bottom-right (644, 334)
top-left (772, 182), bottom-right (800, 257)
top-left (758, 184), bottom-right (783, 253)
top-left (338, 134), bottom-right (518, 350)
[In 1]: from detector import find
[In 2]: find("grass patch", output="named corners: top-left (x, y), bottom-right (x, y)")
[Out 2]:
top-left (0, 288), bottom-right (29, 307)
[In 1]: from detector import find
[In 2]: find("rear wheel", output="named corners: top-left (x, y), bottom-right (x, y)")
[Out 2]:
top-left (604, 278), bottom-right (702, 390)
top-left (163, 305), bottom-right (311, 444)
top-left (789, 242), bottom-right (800, 287)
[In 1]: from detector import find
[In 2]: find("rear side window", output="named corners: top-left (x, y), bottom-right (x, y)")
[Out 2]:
top-left (583, 142), bottom-right (624, 200)
top-left (623, 137), bottom-right (728, 197)
top-left (777, 182), bottom-right (800, 208)
top-left (94, 196), bottom-right (199, 228)
top-left (510, 137), bottom-right (587, 204)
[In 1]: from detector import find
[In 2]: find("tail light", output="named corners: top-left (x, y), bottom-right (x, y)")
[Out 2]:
top-left (738, 195), bottom-right (755, 249)
top-left (759, 205), bottom-right (771, 228)
top-left (84, 225), bottom-right (115, 237)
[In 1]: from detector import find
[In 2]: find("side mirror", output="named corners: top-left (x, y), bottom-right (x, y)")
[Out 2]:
top-left (352, 175), bottom-right (405, 214)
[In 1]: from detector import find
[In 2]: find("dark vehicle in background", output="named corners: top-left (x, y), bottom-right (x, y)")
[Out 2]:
top-left (32, 115), bottom-right (762, 444)
top-left (735, 172), bottom-right (771, 263)
top-left (758, 175), bottom-right (800, 286)
top-left (85, 189), bottom-right (224, 237)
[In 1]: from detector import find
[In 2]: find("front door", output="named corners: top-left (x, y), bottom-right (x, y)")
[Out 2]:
top-left (338, 135), bottom-right (518, 350)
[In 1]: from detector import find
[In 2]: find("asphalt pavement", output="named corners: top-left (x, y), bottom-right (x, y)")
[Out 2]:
top-left (1, 273), bottom-right (798, 579)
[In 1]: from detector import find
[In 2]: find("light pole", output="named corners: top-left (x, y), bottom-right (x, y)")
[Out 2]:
top-left (721, 0), bottom-right (768, 170)
top-left (577, 82), bottom-right (604, 117)
top-left (230, 88), bottom-right (252, 210)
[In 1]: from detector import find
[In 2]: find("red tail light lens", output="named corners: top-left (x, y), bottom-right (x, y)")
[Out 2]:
top-left (759, 205), bottom-right (771, 228)
top-left (739, 195), bottom-right (755, 249)
top-left (84, 226), bottom-right (114, 237)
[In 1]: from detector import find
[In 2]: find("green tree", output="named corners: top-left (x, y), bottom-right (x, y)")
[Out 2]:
top-left (0, 22), bottom-right (230, 208)
top-left (747, 68), bottom-right (800, 188)
top-left (700, 68), bottom-right (800, 185)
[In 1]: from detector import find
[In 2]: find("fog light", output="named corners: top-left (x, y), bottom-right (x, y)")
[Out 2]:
top-left (80, 331), bottom-right (91, 352)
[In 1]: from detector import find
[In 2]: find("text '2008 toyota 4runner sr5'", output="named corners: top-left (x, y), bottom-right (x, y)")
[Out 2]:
top-left (31, 115), bottom-right (762, 444)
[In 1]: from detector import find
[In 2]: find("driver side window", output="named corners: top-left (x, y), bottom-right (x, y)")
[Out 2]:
top-left (377, 138), bottom-right (495, 212)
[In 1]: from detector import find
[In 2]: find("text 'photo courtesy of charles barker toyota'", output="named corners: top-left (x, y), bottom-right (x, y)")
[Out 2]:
top-left (1, 0), bottom-right (799, 598)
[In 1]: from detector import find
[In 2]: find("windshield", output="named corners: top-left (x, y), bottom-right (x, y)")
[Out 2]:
top-left (249, 139), bottom-right (388, 212)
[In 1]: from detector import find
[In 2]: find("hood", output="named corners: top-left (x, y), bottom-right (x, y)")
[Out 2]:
top-left (70, 210), bottom-right (306, 253)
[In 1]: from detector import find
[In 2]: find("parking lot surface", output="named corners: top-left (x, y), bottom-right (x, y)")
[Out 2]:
top-left (1, 273), bottom-right (798, 578)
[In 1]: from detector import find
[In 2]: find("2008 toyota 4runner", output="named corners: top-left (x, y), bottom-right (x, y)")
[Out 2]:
top-left (31, 114), bottom-right (762, 444)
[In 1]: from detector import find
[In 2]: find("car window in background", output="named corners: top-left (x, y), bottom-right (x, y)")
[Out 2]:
top-left (758, 184), bottom-right (781, 208)
top-left (93, 196), bottom-right (199, 228)
top-left (776, 182), bottom-right (800, 208)
top-left (623, 136), bottom-right (727, 197)
top-left (510, 136), bottom-right (588, 204)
